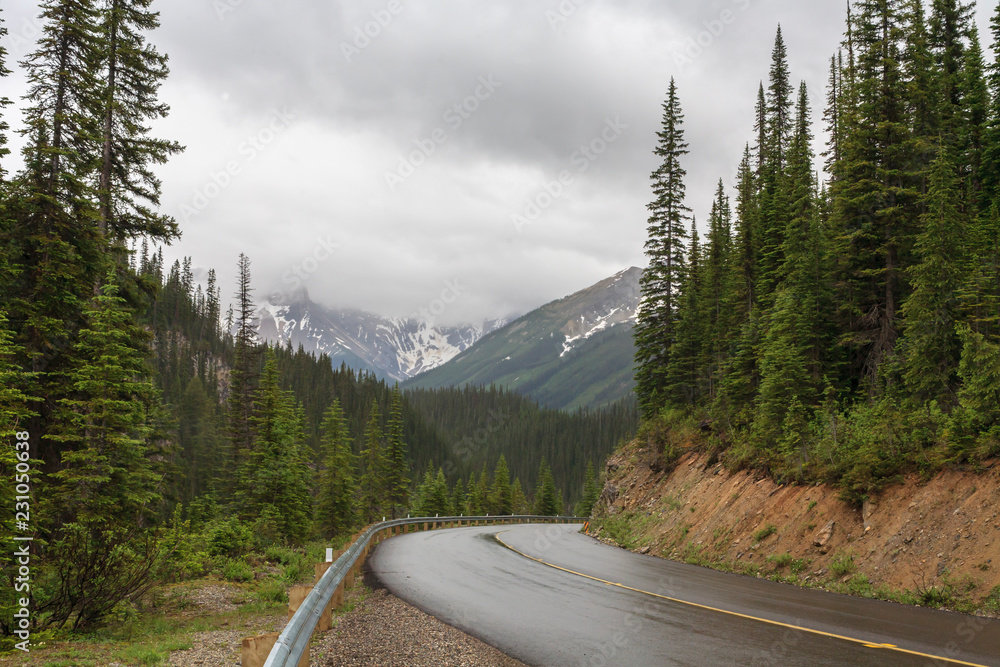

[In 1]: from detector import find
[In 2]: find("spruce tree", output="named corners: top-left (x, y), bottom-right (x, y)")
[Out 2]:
top-left (928, 0), bottom-right (975, 148)
top-left (981, 0), bottom-right (1000, 209)
top-left (0, 312), bottom-right (34, 630)
top-left (719, 148), bottom-right (762, 419)
top-left (784, 82), bottom-right (828, 383)
top-left (700, 180), bottom-right (733, 399)
top-left (490, 454), bottom-right (513, 515)
top-left (823, 53), bottom-right (845, 178)
top-left (451, 477), bottom-right (466, 515)
top-left (732, 144), bottom-right (758, 317)
top-left (634, 77), bottom-right (689, 417)
top-left (831, 0), bottom-right (913, 388)
top-left (666, 218), bottom-right (703, 405)
top-left (577, 461), bottom-right (600, 517)
top-left (900, 144), bottom-right (966, 404)
top-left (236, 348), bottom-right (312, 543)
top-left (11, 0), bottom-right (106, 476)
top-left (962, 27), bottom-right (987, 209)
top-left (475, 464), bottom-right (491, 513)
top-left (93, 0), bottom-right (183, 241)
top-left (42, 277), bottom-right (162, 629)
top-left (19, 0), bottom-right (101, 196)
top-left (317, 399), bottom-right (357, 536)
top-left (753, 83), bottom-right (768, 173)
top-left (766, 26), bottom-right (794, 172)
top-left (414, 467), bottom-right (450, 517)
top-left (956, 323), bottom-right (1000, 427)
top-left (46, 276), bottom-right (159, 525)
top-left (465, 470), bottom-right (481, 515)
top-left (511, 477), bottom-right (528, 514)
top-left (963, 203), bottom-right (1000, 340)
top-left (358, 399), bottom-right (387, 523)
top-left (533, 458), bottom-right (559, 516)
top-left (226, 253), bottom-right (258, 482)
top-left (383, 383), bottom-right (409, 518)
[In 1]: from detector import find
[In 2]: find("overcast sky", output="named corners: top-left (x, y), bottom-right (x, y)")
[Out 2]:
top-left (2, 1), bottom-right (997, 325)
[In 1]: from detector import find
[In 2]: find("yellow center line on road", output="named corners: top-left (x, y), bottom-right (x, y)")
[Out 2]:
top-left (493, 532), bottom-right (988, 667)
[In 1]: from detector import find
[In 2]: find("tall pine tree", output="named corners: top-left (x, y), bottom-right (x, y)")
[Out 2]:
top-left (900, 144), bottom-right (966, 404)
top-left (383, 383), bottom-right (409, 518)
top-left (317, 398), bottom-right (357, 536)
top-left (359, 399), bottom-right (387, 523)
top-left (94, 0), bottom-right (182, 242)
top-left (635, 78), bottom-right (689, 417)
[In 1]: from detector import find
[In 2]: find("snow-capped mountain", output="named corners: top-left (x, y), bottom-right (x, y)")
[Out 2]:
top-left (557, 268), bottom-right (641, 358)
top-left (255, 290), bottom-right (509, 381)
top-left (405, 267), bottom-right (642, 410)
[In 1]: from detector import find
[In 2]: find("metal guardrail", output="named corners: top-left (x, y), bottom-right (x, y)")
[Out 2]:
top-left (262, 514), bottom-right (586, 667)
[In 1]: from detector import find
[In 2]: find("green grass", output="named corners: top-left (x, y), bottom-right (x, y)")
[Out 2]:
top-left (983, 585), bottom-right (1000, 613)
top-left (766, 552), bottom-right (794, 569)
top-left (1, 537), bottom-right (361, 665)
top-left (829, 551), bottom-right (857, 578)
top-left (753, 524), bottom-right (777, 543)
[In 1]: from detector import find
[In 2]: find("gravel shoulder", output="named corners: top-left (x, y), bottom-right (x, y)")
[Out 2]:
top-left (165, 574), bottom-right (526, 667)
top-left (312, 574), bottom-right (527, 667)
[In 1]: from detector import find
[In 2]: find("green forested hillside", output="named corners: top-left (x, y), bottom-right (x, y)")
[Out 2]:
top-left (404, 386), bottom-right (637, 497)
top-left (406, 268), bottom-right (640, 410)
top-left (635, 3), bottom-right (1000, 500)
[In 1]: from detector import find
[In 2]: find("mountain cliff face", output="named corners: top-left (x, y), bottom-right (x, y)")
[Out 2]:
top-left (255, 292), bottom-right (507, 381)
top-left (403, 267), bottom-right (642, 410)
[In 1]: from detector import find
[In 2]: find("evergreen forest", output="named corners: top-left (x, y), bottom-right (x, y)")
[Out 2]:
top-left (0, 1), bottom-right (636, 640)
top-left (635, 1), bottom-right (1000, 502)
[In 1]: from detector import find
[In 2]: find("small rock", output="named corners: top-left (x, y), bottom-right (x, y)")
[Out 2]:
top-left (600, 483), bottom-right (619, 506)
top-left (639, 546), bottom-right (651, 555)
top-left (863, 499), bottom-right (876, 532)
top-left (813, 520), bottom-right (836, 552)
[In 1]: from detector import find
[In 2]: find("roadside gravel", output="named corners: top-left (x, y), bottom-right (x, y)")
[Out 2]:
top-left (167, 614), bottom-right (284, 666)
top-left (166, 580), bottom-right (525, 667)
top-left (313, 585), bottom-right (527, 667)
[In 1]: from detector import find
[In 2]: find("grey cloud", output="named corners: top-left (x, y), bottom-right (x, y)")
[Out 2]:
top-left (4, 0), bottom-right (997, 324)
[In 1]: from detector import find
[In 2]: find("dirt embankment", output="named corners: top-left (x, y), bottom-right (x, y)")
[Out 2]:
top-left (591, 441), bottom-right (1000, 611)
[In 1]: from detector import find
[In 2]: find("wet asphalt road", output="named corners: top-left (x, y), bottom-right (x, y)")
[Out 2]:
top-left (367, 523), bottom-right (1000, 667)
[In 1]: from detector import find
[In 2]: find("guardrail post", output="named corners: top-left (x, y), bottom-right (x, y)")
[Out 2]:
top-left (331, 577), bottom-right (345, 609)
top-left (242, 631), bottom-right (282, 667)
top-left (315, 561), bottom-right (331, 584)
top-left (288, 586), bottom-right (310, 621)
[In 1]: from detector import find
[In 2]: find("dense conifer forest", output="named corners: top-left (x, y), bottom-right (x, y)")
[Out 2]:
top-left (635, 1), bottom-right (1000, 502)
top-left (0, 1), bottom-right (635, 638)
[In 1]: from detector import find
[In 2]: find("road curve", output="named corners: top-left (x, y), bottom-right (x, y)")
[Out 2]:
top-left (368, 523), bottom-right (1000, 667)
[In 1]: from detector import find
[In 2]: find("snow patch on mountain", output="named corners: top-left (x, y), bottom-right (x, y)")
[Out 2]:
top-left (254, 291), bottom-right (509, 381)
top-left (558, 268), bottom-right (641, 358)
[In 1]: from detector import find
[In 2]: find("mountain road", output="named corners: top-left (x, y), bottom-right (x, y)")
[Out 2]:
top-left (368, 523), bottom-right (1000, 666)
